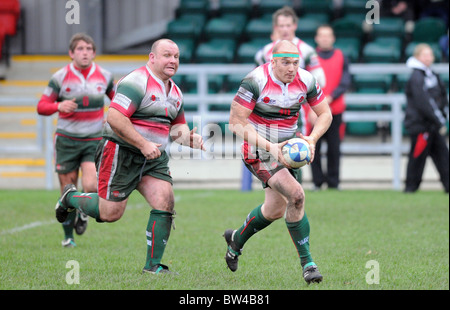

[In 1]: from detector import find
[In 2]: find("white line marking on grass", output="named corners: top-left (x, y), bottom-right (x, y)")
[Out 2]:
top-left (0, 220), bottom-right (57, 235)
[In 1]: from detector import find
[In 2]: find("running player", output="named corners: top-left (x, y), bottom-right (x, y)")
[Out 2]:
top-left (37, 33), bottom-right (114, 247)
top-left (54, 39), bottom-right (205, 274)
top-left (224, 40), bottom-right (332, 284)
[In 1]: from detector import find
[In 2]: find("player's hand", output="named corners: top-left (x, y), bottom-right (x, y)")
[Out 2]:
top-left (58, 98), bottom-right (78, 113)
top-left (141, 141), bottom-right (162, 160)
top-left (298, 133), bottom-right (316, 164)
top-left (190, 127), bottom-right (206, 151)
top-left (270, 140), bottom-right (292, 169)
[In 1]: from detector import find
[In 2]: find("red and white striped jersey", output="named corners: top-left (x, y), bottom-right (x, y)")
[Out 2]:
top-left (234, 62), bottom-right (324, 143)
top-left (103, 65), bottom-right (186, 152)
top-left (37, 62), bottom-right (115, 140)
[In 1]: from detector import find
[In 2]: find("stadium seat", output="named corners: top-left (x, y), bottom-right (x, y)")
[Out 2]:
top-left (346, 122), bottom-right (378, 136)
top-left (299, 0), bottom-right (332, 16)
top-left (412, 17), bottom-right (447, 43)
top-left (296, 16), bottom-right (324, 40)
top-left (0, 0), bottom-right (20, 36)
top-left (371, 17), bottom-right (405, 39)
top-left (257, 0), bottom-right (292, 15)
top-left (226, 73), bottom-right (246, 93)
top-left (342, 0), bottom-right (368, 16)
top-left (395, 73), bottom-right (410, 93)
top-left (195, 39), bottom-right (236, 63)
top-left (353, 73), bottom-right (394, 93)
top-left (300, 13), bottom-right (330, 24)
top-left (332, 16), bottom-right (364, 40)
top-left (176, 39), bottom-right (195, 63)
top-left (204, 16), bottom-right (244, 40)
top-left (218, 0), bottom-right (251, 17)
top-left (176, 0), bottom-right (210, 15)
top-left (184, 74), bottom-right (226, 94)
top-left (362, 39), bottom-right (401, 63)
top-left (334, 38), bottom-right (360, 62)
top-left (167, 17), bottom-right (202, 40)
top-left (245, 16), bottom-right (273, 40)
top-left (236, 41), bottom-right (262, 63)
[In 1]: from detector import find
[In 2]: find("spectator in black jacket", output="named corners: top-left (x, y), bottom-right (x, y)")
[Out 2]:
top-left (404, 43), bottom-right (449, 193)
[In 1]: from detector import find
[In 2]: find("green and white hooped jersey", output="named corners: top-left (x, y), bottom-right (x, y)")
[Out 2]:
top-left (234, 62), bottom-right (324, 143)
top-left (104, 65), bottom-right (186, 153)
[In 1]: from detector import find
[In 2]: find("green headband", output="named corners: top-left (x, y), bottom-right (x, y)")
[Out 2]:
top-left (272, 53), bottom-right (299, 58)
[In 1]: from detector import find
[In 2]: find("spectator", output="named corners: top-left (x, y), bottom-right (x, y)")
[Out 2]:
top-left (404, 43), bottom-right (449, 193)
top-left (308, 25), bottom-right (351, 191)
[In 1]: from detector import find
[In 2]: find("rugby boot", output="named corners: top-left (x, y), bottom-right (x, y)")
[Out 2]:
top-left (55, 184), bottom-right (77, 223)
top-left (223, 229), bottom-right (241, 272)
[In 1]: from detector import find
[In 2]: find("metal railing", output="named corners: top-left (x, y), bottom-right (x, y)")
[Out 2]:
top-left (1, 63), bottom-right (448, 190)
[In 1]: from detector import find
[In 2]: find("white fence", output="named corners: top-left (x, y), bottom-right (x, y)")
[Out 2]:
top-left (1, 63), bottom-right (448, 190)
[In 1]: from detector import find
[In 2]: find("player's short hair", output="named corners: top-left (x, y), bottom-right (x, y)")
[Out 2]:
top-left (69, 33), bottom-right (96, 52)
top-left (413, 43), bottom-right (433, 58)
top-left (272, 6), bottom-right (298, 26)
top-left (315, 24), bottom-right (334, 36)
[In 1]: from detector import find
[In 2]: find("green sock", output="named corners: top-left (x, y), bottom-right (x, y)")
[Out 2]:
top-left (66, 192), bottom-right (101, 221)
top-left (62, 211), bottom-right (76, 239)
top-left (286, 213), bottom-right (314, 268)
top-left (144, 209), bottom-right (174, 269)
top-left (234, 204), bottom-right (272, 250)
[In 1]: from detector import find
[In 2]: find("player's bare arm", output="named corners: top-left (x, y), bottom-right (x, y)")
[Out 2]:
top-left (170, 124), bottom-right (205, 150)
top-left (229, 100), bottom-right (290, 167)
top-left (107, 107), bottom-right (162, 159)
top-left (299, 97), bottom-right (332, 163)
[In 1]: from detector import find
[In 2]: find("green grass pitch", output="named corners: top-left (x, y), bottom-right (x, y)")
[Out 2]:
top-left (0, 188), bottom-right (448, 290)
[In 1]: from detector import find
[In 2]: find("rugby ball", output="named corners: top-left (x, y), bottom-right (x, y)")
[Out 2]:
top-left (282, 138), bottom-right (311, 168)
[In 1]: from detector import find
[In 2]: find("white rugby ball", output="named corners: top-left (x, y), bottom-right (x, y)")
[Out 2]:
top-left (281, 138), bottom-right (311, 168)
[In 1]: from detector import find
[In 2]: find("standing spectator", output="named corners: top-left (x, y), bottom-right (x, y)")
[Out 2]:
top-left (37, 33), bottom-right (115, 247)
top-left (308, 25), bottom-right (351, 190)
top-left (404, 44), bottom-right (449, 193)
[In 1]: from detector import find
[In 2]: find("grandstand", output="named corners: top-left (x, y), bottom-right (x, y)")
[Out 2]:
top-left (0, 0), bottom-right (448, 191)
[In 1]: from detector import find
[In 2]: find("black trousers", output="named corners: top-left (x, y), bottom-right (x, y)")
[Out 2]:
top-left (405, 130), bottom-right (449, 192)
top-left (311, 113), bottom-right (342, 188)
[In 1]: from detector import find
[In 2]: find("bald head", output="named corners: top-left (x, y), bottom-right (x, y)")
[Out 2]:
top-left (148, 38), bottom-right (180, 81)
top-left (151, 39), bottom-right (178, 54)
top-left (272, 40), bottom-right (299, 55)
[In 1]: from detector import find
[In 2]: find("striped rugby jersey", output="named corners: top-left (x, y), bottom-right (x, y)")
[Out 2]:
top-left (38, 63), bottom-right (115, 140)
top-left (103, 65), bottom-right (186, 153)
top-left (234, 62), bottom-right (323, 143)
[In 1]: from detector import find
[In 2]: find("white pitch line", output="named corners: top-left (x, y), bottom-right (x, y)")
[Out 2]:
top-left (0, 196), bottom-right (183, 236)
top-left (0, 219), bottom-right (57, 235)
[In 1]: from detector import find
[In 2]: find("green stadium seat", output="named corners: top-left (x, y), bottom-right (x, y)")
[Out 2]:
top-left (395, 73), bottom-right (410, 93)
top-left (362, 40), bottom-right (401, 63)
top-left (299, 0), bottom-right (332, 16)
top-left (167, 17), bottom-right (202, 40)
top-left (412, 17), bottom-right (447, 43)
top-left (371, 17), bottom-right (404, 38)
top-left (296, 16), bottom-right (323, 40)
top-left (219, 0), bottom-right (251, 16)
top-left (342, 0), bottom-right (368, 15)
top-left (176, 0), bottom-right (209, 15)
top-left (184, 74), bottom-right (226, 94)
top-left (353, 73), bottom-right (394, 93)
top-left (204, 17), bottom-right (243, 40)
top-left (334, 38), bottom-right (361, 62)
top-left (176, 39), bottom-right (195, 63)
top-left (195, 39), bottom-right (236, 63)
top-left (257, 0), bottom-right (291, 15)
top-left (346, 122), bottom-right (378, 136)
top-left (405, 42), bottom-right (442, 63)
top-left (332, 16), bottom-right (363, 40)
top-left (300, 13), bottom-right (330, 24)
top-left (245, 17), bottom-right (273, 39)
top-left (236, 41), bottom-right (261, 63)
top-left (226, 73), bottom-right (246, 93)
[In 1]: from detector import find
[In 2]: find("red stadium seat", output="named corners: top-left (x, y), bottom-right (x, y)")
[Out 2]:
top-left (0, 0), bottom-right (20, 36)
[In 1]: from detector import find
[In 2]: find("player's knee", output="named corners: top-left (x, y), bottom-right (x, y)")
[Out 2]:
top-left (289, 190), bottom-right (305, 208)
